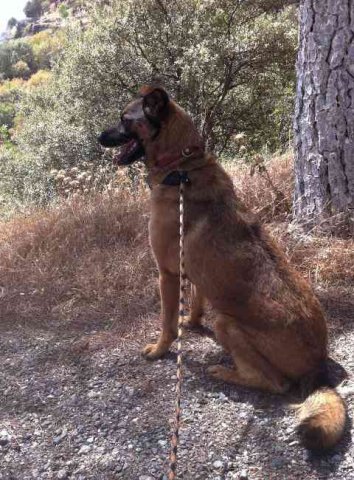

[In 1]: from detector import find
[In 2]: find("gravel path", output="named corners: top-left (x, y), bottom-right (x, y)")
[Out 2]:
top-left (1, 294), bottom-right (353, 480)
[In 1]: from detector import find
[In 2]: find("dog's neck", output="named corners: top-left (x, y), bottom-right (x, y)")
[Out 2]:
top-left (144, 102), bottom-right (210, 186)
top-left (146, 148), bottom-right (212, 187)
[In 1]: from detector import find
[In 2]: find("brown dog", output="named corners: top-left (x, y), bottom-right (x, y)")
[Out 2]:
top-left (99, 85), bottom-right (346, 450)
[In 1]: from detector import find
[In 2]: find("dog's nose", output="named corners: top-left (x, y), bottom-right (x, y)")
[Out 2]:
top-left (98, 132), bottom-right (107, 145)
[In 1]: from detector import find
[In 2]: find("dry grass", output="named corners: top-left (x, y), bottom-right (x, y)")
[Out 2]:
top-left (0, 154), bottom-right (352, 336)
top-left (228, 152), bottom-right (293, 223)
top-left (0, 187), bottom-right (157, 333)
top-left (225, 154), bottom-right (353, 289)
top-left (269, 223), bottom-right (354, 289)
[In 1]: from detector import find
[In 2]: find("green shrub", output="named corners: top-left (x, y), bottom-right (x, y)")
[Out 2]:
top-left (0, 79), bottom-right (25, 129)
top-left (0, 40), bottom-right (36, 80)
top-left (58, 4), bottom-right (69, 19)
top-left (0, 145), bottom-right (53, 216)
top-left (11, 60), bottom-right (31, 79)
top-left (0, 103), bottom-right (16, 129)
top-left (28, 30), bottom-right (64, 70)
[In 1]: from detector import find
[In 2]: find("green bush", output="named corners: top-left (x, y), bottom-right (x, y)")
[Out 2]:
top-left (28, 31), bottom-right (64, 70)
top-left (0, 145), bottom-right (53, 216)
top-left (0, 40), bottom-right (36, 80)
top-left (0, 103), bottom-right (16, 129)
top-left (58, 4), bottom-right (69, 19)
top-left (0, 80), bottom-right (24, 129)
top-left (11, 60), bottom-right (31, 79)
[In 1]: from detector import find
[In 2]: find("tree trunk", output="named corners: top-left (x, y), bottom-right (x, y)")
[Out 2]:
top-left (294, 0), bottom-right (354, 234)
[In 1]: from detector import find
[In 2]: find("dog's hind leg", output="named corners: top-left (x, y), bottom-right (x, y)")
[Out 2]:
top-left (183, 284), bottom-right (205, 329)
top-left (143, 271), bottom-right (179, 359)
top-left (208, 314), bottom-right (289, 394)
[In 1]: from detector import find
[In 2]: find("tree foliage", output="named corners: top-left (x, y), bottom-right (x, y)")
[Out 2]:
top-left (7, 18), bottom-right (18, 30)
top-left (1, 0), bottom-right (298, 211)
top-left (24, 0), bottom-right (44, 19)
top-left (19, 1), bottom-right (297, 165)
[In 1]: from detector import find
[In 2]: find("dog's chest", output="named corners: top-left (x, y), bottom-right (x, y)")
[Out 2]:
top-left (148, 191), bottom-right (180, 272)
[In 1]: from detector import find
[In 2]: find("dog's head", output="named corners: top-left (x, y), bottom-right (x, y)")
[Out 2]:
top-left (98, 86), bottom-right (171, 166)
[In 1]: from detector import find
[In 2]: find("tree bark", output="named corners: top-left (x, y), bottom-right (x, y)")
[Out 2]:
top-left (294, 0), bottom-right (354, 234)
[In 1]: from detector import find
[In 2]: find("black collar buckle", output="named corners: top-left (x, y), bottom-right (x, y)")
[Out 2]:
top-left (162, 171), bottom-right (190, 186)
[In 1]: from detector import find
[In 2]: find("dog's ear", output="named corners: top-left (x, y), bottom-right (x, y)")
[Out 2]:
top-left (140, 86), bottom-right (169, 120)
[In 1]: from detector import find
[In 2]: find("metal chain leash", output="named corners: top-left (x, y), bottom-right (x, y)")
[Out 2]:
top-left (168, 180), bottom-right (187, 480)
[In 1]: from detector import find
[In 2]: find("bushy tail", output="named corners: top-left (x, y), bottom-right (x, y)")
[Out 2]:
top-left (297, 388), bottom-right (346, 450)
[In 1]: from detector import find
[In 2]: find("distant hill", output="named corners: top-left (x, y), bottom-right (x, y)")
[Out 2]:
top-left (3, 0), bottom-right (83, 41)
top-left (0, 0), bottom-right (85, 136)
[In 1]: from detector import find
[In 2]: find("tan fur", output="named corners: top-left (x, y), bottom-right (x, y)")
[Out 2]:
top-left (120, 88), bottom-right (347, 450)
top-left (297, 389), bottom-right (346, 450)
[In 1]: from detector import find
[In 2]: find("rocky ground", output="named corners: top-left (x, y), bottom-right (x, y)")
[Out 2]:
top-left (0, 292), bottom-right (353, 480)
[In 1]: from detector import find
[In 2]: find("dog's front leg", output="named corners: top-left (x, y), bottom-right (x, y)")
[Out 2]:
top-left (143, 271), bottom-right (179, 359)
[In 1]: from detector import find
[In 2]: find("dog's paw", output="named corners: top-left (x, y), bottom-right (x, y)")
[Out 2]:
top-left (207, 364), bottom-right (232, 382)
top-left (142, 343), bottom-right (167, 360)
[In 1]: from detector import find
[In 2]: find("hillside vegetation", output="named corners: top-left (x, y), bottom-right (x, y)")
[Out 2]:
top-left (1, 0), bottom-right (298, 215)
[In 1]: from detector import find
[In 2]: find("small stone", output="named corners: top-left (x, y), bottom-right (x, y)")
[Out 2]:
top-left (0, 430), bottom-right (11, 446)
top-left (271, 457), bottom-right (286, 468)
top-left (218, 392), bottom-right (228, 401)
top-left (239, 470), bottom-right (248, 479)
top-left (79, 445), bottom-right (91, 454)
top-left (86, 436), bottom-right (94, 444)
top-left (87, 390), bottom-right (100, 398)
top-left (57, 469), bottom-right (68, 479)
top-left (126, 386), bottom-right (135, 396)
top-left (53, 428), bottom-right (67, 445)
top-left (42, 461), bottom-right (51, 471)
top-left (338, 385), bottom-right (354, 397)
top-left (138, 476), bottom-right (154, 480)
top-left (213, 460), bottom-right (224, 470)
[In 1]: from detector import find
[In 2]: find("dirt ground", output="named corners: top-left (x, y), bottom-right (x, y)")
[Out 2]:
top-left (0, 286), bottom-right (353, 480)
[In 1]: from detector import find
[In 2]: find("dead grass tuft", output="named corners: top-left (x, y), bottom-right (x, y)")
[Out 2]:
top-left (227, 153), bottom-right (353, 288)
top-left (227, 152), bottom-right (293, 223)
top-left (269, 222), bottom-right (354, 289)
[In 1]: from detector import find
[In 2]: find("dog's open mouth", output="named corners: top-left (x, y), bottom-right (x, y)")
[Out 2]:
top-left (113, 138), bottom-right (145, 166)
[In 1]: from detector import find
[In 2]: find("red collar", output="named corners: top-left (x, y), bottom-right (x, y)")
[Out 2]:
top-left (153, 145), bottom-right (204, 172)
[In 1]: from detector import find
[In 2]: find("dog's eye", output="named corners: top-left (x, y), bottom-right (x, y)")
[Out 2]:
top-left (121, 115), bottom-right (132, 128)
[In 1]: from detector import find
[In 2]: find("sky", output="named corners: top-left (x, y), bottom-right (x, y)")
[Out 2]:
top-left (0, 0), bottom-right (27, 33)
